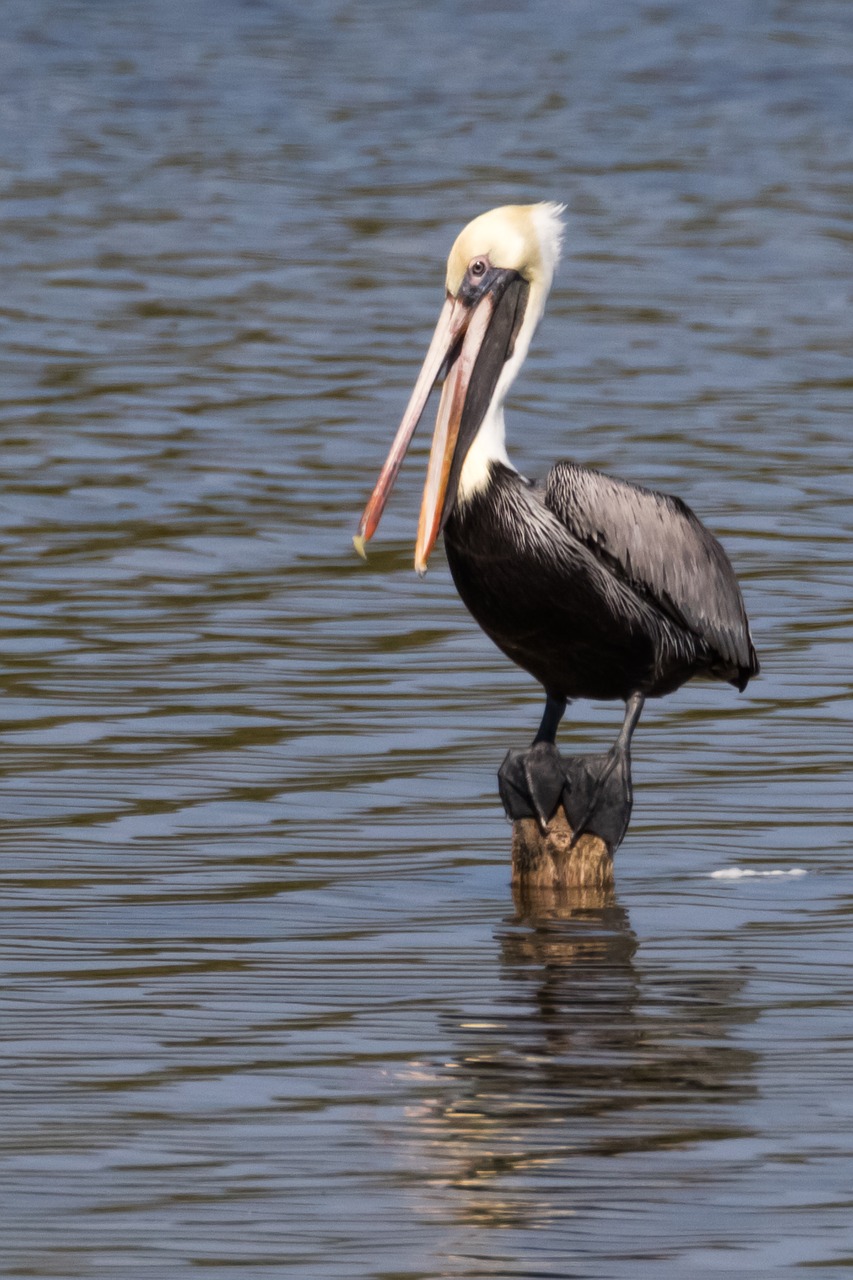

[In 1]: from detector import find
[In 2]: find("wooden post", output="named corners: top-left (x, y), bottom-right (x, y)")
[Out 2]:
top-left (511, 805), bottom-right (614, 895)
top-left (505, 745), bottom-right (632, 898)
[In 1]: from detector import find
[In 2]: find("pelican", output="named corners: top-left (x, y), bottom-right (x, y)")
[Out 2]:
top-left (355, 203), bottom-right (758, 844)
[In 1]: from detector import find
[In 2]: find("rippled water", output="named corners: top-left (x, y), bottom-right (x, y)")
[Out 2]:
top-left (2, 1), bottom-right (852, 1276)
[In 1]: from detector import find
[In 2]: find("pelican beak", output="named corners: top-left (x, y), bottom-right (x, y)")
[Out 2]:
top-left (413, 294), bottom-right (496, 574)
top-left (355, 269), bottom-right (525, 571)
top-left (353, 294), bottom-right (472, 559)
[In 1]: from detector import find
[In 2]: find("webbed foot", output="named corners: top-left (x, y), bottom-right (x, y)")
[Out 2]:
top-left (498, 742), bottom-right (570, 832)
top-left (563, 746), bottom-right (633, 852)
top-left (498, 742), bottom-right (634, 851)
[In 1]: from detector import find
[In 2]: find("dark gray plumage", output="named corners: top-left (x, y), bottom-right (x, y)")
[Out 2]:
top-left (544, 461), bottom-right (758, 688)
top-left (444, 460), bottom-right (758, 707)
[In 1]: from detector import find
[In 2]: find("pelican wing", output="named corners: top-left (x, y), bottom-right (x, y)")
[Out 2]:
top-left (544, 462), bottom-right (758, 685)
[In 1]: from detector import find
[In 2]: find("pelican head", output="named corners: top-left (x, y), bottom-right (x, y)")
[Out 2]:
top-left (355, 202), bottom-right (564, 573)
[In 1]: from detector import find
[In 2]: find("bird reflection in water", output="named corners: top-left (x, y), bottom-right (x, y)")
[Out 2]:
top-left (409, 876), bottom-right (758, 1233)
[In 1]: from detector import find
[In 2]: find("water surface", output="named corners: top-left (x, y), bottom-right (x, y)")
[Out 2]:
top-left (1, 2), bottom-right (852, 1276)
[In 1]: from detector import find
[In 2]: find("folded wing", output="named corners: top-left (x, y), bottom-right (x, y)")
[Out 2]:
top-left (545, 462), bottom-right (758, 688)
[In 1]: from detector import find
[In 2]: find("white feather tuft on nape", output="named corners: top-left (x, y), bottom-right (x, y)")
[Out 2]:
top-left (531, 202), bottom-right (566, 288)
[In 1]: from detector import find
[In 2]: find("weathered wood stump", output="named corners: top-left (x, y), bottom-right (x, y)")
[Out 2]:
top-left (511, 805), bottom-right (614, 897)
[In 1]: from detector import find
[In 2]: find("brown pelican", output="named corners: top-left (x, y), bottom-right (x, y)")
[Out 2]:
top-left (355, 203), bottom-right (758, 846)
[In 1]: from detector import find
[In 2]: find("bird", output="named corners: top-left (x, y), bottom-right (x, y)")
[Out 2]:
top-left (354, 202), bottom-right (758, 845)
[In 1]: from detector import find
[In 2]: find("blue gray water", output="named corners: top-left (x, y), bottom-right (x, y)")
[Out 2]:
top-left (1, 1), bottom-right (852, 1276)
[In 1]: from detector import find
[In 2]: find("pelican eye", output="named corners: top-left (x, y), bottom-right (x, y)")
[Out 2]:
top-left (470, 258), bottom-right (487, 278)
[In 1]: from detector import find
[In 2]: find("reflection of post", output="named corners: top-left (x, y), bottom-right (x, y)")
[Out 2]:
top-left (511, 808), bottom-right (613, 896)
top-left (412, 873), bottom-right (756, 1236)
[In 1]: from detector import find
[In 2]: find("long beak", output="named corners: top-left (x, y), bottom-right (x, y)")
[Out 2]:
top-left (353, 295), bottom-right (471, 559)
top-left (413, 293), bottom-right (495, 574)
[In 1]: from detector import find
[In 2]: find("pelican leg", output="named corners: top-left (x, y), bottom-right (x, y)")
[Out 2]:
top-left (565, 692), bottom-right (645, 851)
top-left (533, 693), bottom-right (568, 745)
top-left (498, 694), bottom-right (569, 832)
